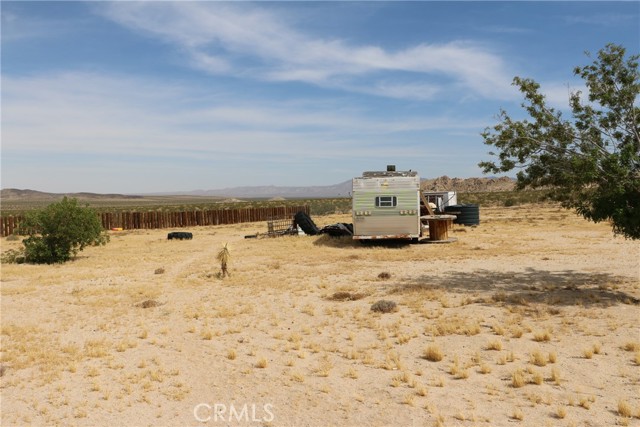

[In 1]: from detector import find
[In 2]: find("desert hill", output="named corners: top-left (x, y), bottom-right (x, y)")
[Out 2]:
top-left (1, 176), bottom-right (516, 201)
top-left (421, 176), bottom-right (515, 193)
top-left (0, 189), bottom-right (143, 201)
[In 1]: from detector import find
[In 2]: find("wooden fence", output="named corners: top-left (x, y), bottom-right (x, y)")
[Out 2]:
top-left (0, 205), bottom-right (310, 237)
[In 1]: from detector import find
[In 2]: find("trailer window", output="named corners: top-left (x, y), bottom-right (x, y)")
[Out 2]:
top-left (375, 196), bottom-right (397, 208)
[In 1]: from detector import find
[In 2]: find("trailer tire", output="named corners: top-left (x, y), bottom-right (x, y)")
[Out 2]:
top-left (294, 212), bottom-right (320, 236)
top-left (168, 232), bottom-right (193, 240)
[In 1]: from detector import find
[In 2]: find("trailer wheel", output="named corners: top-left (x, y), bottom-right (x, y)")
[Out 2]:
top-left (168, 232), bottom-right (193, 240)
top-left (294, 212), bottom-right (320, 236)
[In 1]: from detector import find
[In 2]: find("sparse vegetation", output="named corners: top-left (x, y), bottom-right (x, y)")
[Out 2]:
top-left (618, 400), bottom-right (632, 418)
top-left (512, 369), bottom-right (526, 388)
top-left (371, 300), bottom-right (397, 313)
top-left (486, 339), bottom-right (503, 351)
top-left (530, 349), bottom-right (547, 366)
top-left (423, 344), bottom-right (444, 362)
top-left (1, 203), bottom-right (636, 427)
top-left (18, 197), bottom-right (109, 263)
top-left (217, 243), bottom-right (231, 278)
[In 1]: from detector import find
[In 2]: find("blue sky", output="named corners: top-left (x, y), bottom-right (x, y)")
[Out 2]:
top-left (2, 1), bottom-right (638, 193)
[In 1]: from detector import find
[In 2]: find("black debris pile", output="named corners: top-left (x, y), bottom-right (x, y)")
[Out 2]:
top-left (295, 211), bottom-right (353, 237)
top-left (245, 211), bottom-right (353, 239)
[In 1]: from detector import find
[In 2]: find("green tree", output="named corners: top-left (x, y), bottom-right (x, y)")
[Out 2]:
top-left (20, 197), bottom-right (109, 263)
top-left (479, 44), bottom-right (640, 239)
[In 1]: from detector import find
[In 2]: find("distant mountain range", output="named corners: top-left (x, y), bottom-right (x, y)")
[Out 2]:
top-left (0, 188), bottom-right (144, 200)
top-left (1, 176), bottom-right (515, 201)
top-left (158, 180), bottom-right (353, 199)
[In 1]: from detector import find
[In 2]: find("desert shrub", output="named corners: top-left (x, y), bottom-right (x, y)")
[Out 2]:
top-left (137, 299), bottom-right (161, 309)
top-left (423, 344), bottom-right (444, 362)
top-left (378, 272), bottom-right (391, 280)
top-left (1, 248), bottom-right (26, 264)
top-left (371, 300), bottom-right (397, 313)
top-left (19, 197), bottom-right (109, 264)
top-left (329, 291), bottom-right (365, 301)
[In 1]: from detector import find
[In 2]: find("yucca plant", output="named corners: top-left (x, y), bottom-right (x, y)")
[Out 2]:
top-left (217, 243), bottom-right (231, 278)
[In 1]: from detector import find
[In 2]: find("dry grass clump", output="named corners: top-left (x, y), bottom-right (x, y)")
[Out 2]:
top-left (377, 272), bottom-right (392, 280)
top-left (491, 324), bottom-right (505, 335)
top-left (511, 369), bottom-right (526, 388)
top-left (478, 363), bottom-right (492, 374)
top-left (136, 299), bottom-right (162, 309)
top-left (371, 300), bottom-right (397, 313)
top-left (84, 339), bottom-right (110, 358)
top-left (329, 291), bottom-right (366, 301)
top-left (511, 407), bottom-right (524, 421)
top-left (314, 356), bottom-right (333, 377)
top-left (402, 393), bottom-right (415, 406)
top-left (344, 367), bottom-right (359, 379)
top-left (579, 395), bottom-right (594, 410)
top-left (448, 357), bottom-right (469, 379)
top-left (533, 329), bottom-right (551, 342)
top-left (429, 316), bottom-right (481, 336)
top-left (382, 351), bottom-right (403, 371)
top-left (290, 371), bottom-right (305, 383)
top-left (530, 349), bottom-right (547, 366)
top-left (531, 369), bottom-right (544, 385)
top-left (154, 267), bottom-right (165, 274)
top-left (485, 339), bottom-right (503, 351)
top-left (617, 400), bottom-right (632, 418)
top-left (423, 344), bottom-right (444, 362)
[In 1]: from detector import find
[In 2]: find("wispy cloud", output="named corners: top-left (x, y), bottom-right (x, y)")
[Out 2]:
top-left (2, 72), bottom-right (485, 160)
top-left (565, 13), bottom-right (637, 27)
top-left (480, 25), bottom-right (532, 35)
top-left (1, 9), bottom-right (76, 42)
top-left (98, 2), bottom-right (515, 100)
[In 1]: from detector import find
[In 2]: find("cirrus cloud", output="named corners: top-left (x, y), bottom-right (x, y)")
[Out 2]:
top-left (98, 2), bottom-right (516, 101)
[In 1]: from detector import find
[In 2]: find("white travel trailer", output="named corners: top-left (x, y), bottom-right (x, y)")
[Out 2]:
top-left (352, 166), bottom-right (422, 241)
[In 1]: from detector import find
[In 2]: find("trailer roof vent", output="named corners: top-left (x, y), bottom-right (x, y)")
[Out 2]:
top-left (387, 165), bottom-right (396, 172)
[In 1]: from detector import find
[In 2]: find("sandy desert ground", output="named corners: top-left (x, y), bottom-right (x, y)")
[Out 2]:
top-left (1, 204), bottom-right (639, 427)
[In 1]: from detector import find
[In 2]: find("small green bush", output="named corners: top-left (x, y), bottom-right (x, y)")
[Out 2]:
top-left (19, 197), bottom-right (109, 264)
